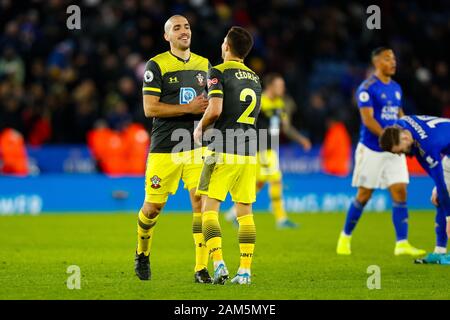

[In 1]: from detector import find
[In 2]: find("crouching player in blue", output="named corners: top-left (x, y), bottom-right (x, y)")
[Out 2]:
top-left (380, 115), bottom-right (450, 264)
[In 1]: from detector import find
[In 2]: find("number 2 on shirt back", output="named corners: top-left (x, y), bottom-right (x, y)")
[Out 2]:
top-left (237, 88), bottom-right (257, 125)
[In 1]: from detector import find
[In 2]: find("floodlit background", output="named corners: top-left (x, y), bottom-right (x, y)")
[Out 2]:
top-left (0, 0), bottom-right (448, 213)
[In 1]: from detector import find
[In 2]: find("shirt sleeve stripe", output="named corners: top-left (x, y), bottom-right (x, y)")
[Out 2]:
top-left (208, 90), bottom-right (223, 95)
top-left (143, 87), bottom-right (161, 93)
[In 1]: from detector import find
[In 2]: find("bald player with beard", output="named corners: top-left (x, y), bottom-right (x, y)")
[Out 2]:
top-left (134, 15), bottom-right (212, 283)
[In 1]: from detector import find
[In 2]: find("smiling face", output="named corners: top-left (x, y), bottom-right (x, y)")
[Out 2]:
top-left (373, 49), bottom-right (397, 77)
top-left (164, 16), bottom-right (191, 51)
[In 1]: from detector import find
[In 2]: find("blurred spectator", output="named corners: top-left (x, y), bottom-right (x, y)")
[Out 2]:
top-left (321, 117), bottom-right (352, 177)
top-left (305, 92), bottom-right (328, 144)
top-left (87, 121), bottom-right (149, 175)
top-left (0, 128), bottom-right (28, 175)
top-left (0, 46), bottom-right (25, 84)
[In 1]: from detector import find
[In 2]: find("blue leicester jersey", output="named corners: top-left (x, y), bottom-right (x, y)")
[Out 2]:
top-left (396, 115), bottom-right (450, 215)
top-left (356, 75), bottom-right (403, 151)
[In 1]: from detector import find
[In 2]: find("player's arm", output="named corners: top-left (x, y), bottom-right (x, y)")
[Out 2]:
top-left (143, 95), bottom-right (207, 118)
top-left (280, 114), bottom-right (311, 151)
top-left (417, 147), bottom-right (450, 216)
top-left (193, 97), bottom-right (222, 145)
top-left (428, 161), bottom-right (450, 237)
top-left (142, 60), bottom-right (207, 118)
top-left (359, 107), bottom-right (384, 137)
top-left (199, 97), bottom-right (223, 129)
top-left (201, 66), bottom-right (224, 127)
top-left (397, 86), bottom-right (405, 118)
top-left (427, 160), bottom-right (450, 217)
top-left (357, 88), bottom-right (384, 137)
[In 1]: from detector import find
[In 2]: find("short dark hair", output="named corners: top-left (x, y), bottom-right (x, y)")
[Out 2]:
top-left (371, 46), bottom-right (392, 59)
top-left (379, 126), bottom-right (401, 152)
top-left (226, 26), bottom-right (253, 59)
top-left (263, 73), bottom-right (283, 88)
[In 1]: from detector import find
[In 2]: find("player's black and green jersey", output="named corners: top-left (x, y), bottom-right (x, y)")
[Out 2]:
top-left (143, 51), bottom-right (209, 153)
top-left (257, 94), bottom-right (286, 151)
top-left (207, 61), bottom-right (262, 156)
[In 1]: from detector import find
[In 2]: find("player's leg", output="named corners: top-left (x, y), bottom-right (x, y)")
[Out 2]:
top-left (182, 148), bottom-right (212, 282)
top-left (135, 153), bottom-right (181, 280)
top-left (418, 159), bottom-right (450, 264)
top-left (337, 187), bottom-right (372, 255)
top-left (389, 183), bottom-right (408, 241)
top-left (438, 156), bottom-right (450, 254)
top-left (260, 149), bottom-right (295, 228)
top-left (229, 159), bottom-right (257, 284)
top-left (389, 183), bottom-right (425, 256)
top-left (385, 153), bottom-right (425, 256)
top-left (202, 196), bottom-right (228, 284)
top-left (225, 180), bottom-right (264, 225)
top-left (231, 202), bottom-right (255, 285)
top-left (414, 188), bottom-right (448, 264)
top-left (418, 204), bottom-right (449, 264)
top-left (135, 201), bottom-right (165, 280)
top-left (196, 154), bottom-right (231, 284)
top-left (225, 145), bottom-right (263, 225)
top-left (269, 178), bottom-right (297, 228)
top-left (188, 188), bottom-right (211, 283)
top-left (337, 143), bottom-right (380, 255)
top-left (434, 205), bottom-right (448, 254)
top-left (345, 187), bottom-right (373, 235)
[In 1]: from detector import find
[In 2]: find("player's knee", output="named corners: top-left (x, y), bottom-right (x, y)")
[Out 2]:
top-left (391, 185), bottom-right (407, 202)
top-left (235, 202), bottom-right (252, 218)
top-left (141, 202), bottom-right (163, 219)
top-left (256, 181), bottom-right (265, 191)
top-left (356, 189), bottom-right (372, 205)
top-left (191, 195), bottom-right (202, 213)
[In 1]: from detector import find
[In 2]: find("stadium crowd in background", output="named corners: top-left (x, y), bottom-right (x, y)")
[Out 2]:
top-left (0, 0), bottom-right (448, 146)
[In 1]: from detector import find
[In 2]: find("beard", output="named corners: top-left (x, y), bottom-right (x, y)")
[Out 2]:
top-left (173, 37), bottom-right (191, 51)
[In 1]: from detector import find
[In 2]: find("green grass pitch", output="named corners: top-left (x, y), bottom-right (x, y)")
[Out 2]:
top-left (1, 211), bottom-right (449, 300)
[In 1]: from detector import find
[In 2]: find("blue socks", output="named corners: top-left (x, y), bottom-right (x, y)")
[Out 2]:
top-left (435, 205), bottom-right (448, 249)
top-left (392, 201), bottom-right (408, 241)
top-left (343, 200), bottom-right (365, 235)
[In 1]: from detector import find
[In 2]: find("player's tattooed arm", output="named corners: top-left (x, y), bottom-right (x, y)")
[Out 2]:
top-left (359, 107), bottom-right (384, 137)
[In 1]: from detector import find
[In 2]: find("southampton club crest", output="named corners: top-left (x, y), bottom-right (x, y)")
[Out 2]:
top-left (195, 73), bottom-right (205, 86)
top-left (150, 175), bottom-right (161, 189)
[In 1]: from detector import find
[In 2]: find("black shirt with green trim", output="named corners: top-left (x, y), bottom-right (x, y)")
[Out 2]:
top-left (143, 51), bottom-right (210, 153)
top-left (206, 60), bottom-right (262, 156)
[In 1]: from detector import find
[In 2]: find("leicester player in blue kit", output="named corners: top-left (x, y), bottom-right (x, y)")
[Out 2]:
top-left (337, 47), bottom-right (425, 256)
top-left (380, 115), bottom-right (450, 264)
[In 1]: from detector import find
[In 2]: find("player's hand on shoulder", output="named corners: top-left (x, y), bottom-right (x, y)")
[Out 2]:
top-left (187, 94), bottom-right (208, 114)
